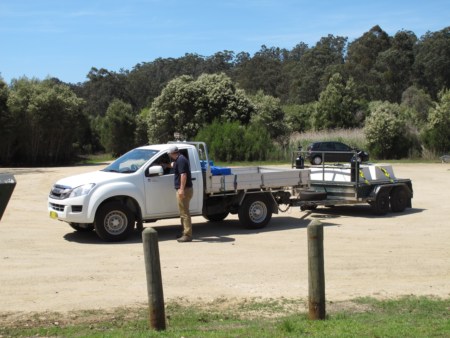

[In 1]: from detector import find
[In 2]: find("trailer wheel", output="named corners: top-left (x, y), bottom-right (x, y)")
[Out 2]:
top-left (69, 223), bottom-right (94, 232)
top-left (390, 187), bottom-right (408, 212)
top-left (95, 202), bottom-right (135, 242)
top-left (371, 190), bottom-right (390, 215)
top-left (238, 195), bottom-right (272, 229)
top-left (203, 212), bottom-right (229, 222)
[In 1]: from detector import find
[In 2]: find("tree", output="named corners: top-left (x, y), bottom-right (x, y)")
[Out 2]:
top-left (401, 85), bottom-right (433, 126)
top-left (233, 45), bottom-right (285, 98)
top-left (7, 78), bottom-right (85, 165)
top-left (0, 78), bottom-right (15, 164)
top-left (147, 73), bottom-right (255, 143)
top-left (76, 67), bottom-right (130, 117)
top-left (249, 90), bottom-right (289, 142)
top-left (195, 120), bottom-right (274, 162)
top-left (414, 26), bottom-right (450, 99)
top-left (364, 101), bottom-right (417, 159)
top-left (291, 35), bottom-right (347, 104)
top-left (374, 30), bottom-right (417, 102)
top-left (284, 102), bottom-right (315, 133)
top-left (313, 73), bottom-right (362, 129)
top-left (421, 89), bottom-right (450, 153)
top-left (100, 99), bottom-right (136, 157)
top-left (345, 25), bottom-right (391, 100)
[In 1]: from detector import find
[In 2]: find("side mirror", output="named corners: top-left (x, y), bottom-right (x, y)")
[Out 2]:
top-left (148, 165), bottom-right (164, 177)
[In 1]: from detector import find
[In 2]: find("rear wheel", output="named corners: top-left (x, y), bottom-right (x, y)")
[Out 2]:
top-left (238, 195), bottom-right (272, 229)
top-left (371, 190), bottom-right (390, 215)
top-left (390, 187), bottom-right (408, 212)
top-left (95, 202), bottom-right (135, 242)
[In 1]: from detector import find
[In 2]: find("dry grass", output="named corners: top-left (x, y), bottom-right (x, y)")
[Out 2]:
top-left (290, 128), bottom-right (367, 150)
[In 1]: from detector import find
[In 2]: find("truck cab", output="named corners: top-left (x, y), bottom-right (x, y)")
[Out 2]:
top-left (48, 143), bottom-right (204, 241)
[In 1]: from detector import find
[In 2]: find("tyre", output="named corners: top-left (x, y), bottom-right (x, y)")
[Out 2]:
top-left (94, 202), bottom-right (135, 242)
top-left (238, 194), bottom-right (272, 229)
top-left (371, 190), bottom-right (390, 215)
top-left (312, 156), bottom-right (322, 165)
top-left (390, 187), bottom-right (408, 212)
top-left (203, 212), bottom-right (229, 222)
top-left (69, 223), bottom-right (94, 232)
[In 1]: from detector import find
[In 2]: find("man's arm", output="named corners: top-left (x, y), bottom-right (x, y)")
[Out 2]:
top-left (178, 173), bottom-right (187, 197)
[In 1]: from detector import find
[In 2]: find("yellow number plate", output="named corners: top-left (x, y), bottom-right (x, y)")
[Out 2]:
top-left (49, 211), bottom-right (58, 219)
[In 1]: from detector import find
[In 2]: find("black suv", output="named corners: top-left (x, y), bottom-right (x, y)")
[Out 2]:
top-left (306, 141), bottom-right (369, 165)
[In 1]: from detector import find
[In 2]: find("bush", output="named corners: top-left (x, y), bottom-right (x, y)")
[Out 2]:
top-left (364, 101), bottom-right (419, 159)
top-left (195, 120), bottom-right (274, 162)
top-left (421, 89), bottom-right (450, 154)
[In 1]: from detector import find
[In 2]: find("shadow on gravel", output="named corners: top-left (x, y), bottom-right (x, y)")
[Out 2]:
top-left (308, 205), bottom-right (425, 219)
top-left (63, 215), bottom-right (338, 245)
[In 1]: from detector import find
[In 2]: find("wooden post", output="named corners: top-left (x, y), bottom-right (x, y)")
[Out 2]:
top-left (307, 219), bottom-right (326, 320)
top-left (142, 228), bottom-right (166, 330)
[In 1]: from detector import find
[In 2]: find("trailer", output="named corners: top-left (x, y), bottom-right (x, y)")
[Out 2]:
top-left (289, 150), bottom-right (413, 215)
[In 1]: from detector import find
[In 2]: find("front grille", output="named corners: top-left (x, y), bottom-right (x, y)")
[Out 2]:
top-left (49, 203), bottom-right (65, 212)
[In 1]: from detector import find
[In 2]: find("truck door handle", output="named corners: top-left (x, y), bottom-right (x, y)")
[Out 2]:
top-left (192, 178), bottom-right (196, 181)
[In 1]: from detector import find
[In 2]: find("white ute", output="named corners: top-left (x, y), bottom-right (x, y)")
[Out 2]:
top-left (48, 142), bottom-right (310, 241)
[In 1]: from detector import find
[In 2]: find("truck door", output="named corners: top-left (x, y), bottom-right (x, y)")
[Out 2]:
top-left (187, 149), bottom-right (203, 215)
top-left (143, 149), bottom-right (202, 218)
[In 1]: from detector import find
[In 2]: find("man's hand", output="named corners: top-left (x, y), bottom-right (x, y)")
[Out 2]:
top-left (178, 188), bottom-right (185, 198)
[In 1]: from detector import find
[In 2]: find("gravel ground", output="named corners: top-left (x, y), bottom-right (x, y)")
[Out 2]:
top-left (0, 163), bottom-right (449, 315)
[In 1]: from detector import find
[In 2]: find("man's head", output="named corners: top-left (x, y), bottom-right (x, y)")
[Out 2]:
top-left (168, 145), bottom-right (179, 159)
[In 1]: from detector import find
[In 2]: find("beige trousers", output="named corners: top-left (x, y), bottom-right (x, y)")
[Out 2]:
top-left (176, 187), bottom-right (193, 237)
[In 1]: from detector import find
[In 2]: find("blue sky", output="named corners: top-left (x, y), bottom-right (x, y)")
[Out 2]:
top-left (1, 0), bottom-right (449, 84)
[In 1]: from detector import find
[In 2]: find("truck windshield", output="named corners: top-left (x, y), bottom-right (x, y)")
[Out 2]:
top-left (102, 149), bottom-right (159, 173)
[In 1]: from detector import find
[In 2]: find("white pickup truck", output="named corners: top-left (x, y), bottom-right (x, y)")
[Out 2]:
top-left (48, 142), bottom-right (310, 241)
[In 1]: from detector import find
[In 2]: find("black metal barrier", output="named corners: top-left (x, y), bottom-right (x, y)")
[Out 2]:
top-left (0, 173), bottom-right (16, 222)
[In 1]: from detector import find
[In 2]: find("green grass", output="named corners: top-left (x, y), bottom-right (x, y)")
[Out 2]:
top-left (1, 296), bottom-right (449, 337)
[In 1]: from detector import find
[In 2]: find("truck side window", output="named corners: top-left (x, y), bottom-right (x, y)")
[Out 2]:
top-left (149, 154), bottom-right (172, 175)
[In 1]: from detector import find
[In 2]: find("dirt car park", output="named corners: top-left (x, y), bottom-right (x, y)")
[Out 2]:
top-left (0, 163), bottom-right (449, 316)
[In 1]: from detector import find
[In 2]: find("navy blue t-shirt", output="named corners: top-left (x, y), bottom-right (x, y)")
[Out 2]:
top-left (173, 154), bottom-right (193, 189)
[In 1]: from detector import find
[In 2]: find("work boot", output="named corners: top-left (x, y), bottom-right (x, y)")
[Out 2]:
top-left (177, 235), bottom-right (192, 243)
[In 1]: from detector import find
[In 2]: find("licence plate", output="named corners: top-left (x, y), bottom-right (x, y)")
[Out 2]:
top-left (49, 211), bottom-right (58, 219)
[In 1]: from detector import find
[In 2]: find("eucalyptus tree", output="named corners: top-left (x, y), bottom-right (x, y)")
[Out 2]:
top-left (345, 25), bottom-right (391, 101)
top-left (290, 35), bottom-right (347, 104)
top-left (7, 78), bottom-right (85, 165)
top-left (414, 26), bottom-right (450, 99)
top-left (374, 30), bottom-right (417, 102)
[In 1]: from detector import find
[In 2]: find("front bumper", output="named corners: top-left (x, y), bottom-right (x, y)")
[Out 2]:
top-left (48, 197), bottom-right (93, 223)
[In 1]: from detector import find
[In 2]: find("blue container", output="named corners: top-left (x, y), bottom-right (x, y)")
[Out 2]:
top-left (210, 166), bottom-right (232, 176)
top-left (200, 160), bottom-right (214, 170)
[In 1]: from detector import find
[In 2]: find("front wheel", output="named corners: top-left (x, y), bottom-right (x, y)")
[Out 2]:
top-left (312, 156), bottom-right (322, 165)
top-left (203, 212), bottom-right (229, 222)
top-left (238, 194), bottom-right (272, 229)
top-left (69, 223), bottom-right (94, 232)
top-left (95, 202), bottom-right (135, 242)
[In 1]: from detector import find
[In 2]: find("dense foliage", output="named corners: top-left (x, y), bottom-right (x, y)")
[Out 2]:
top-left (1, 25), bottom-right (449, 165)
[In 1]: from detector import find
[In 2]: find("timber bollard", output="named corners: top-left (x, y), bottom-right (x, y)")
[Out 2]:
top-left (307, 219), bottom-right (326, 320)
top-left (142, 228), bottom-right (166, 330)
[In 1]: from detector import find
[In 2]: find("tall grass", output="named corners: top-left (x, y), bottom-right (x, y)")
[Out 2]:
top-left (290, 128), bottom-right (367, 151)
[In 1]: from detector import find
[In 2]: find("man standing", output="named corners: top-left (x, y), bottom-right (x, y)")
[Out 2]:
top-left (168, 146), bottom-right (194, 242)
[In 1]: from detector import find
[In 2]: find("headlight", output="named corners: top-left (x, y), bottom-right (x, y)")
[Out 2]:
top-left (68, 183), bottom-right (96, 198)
